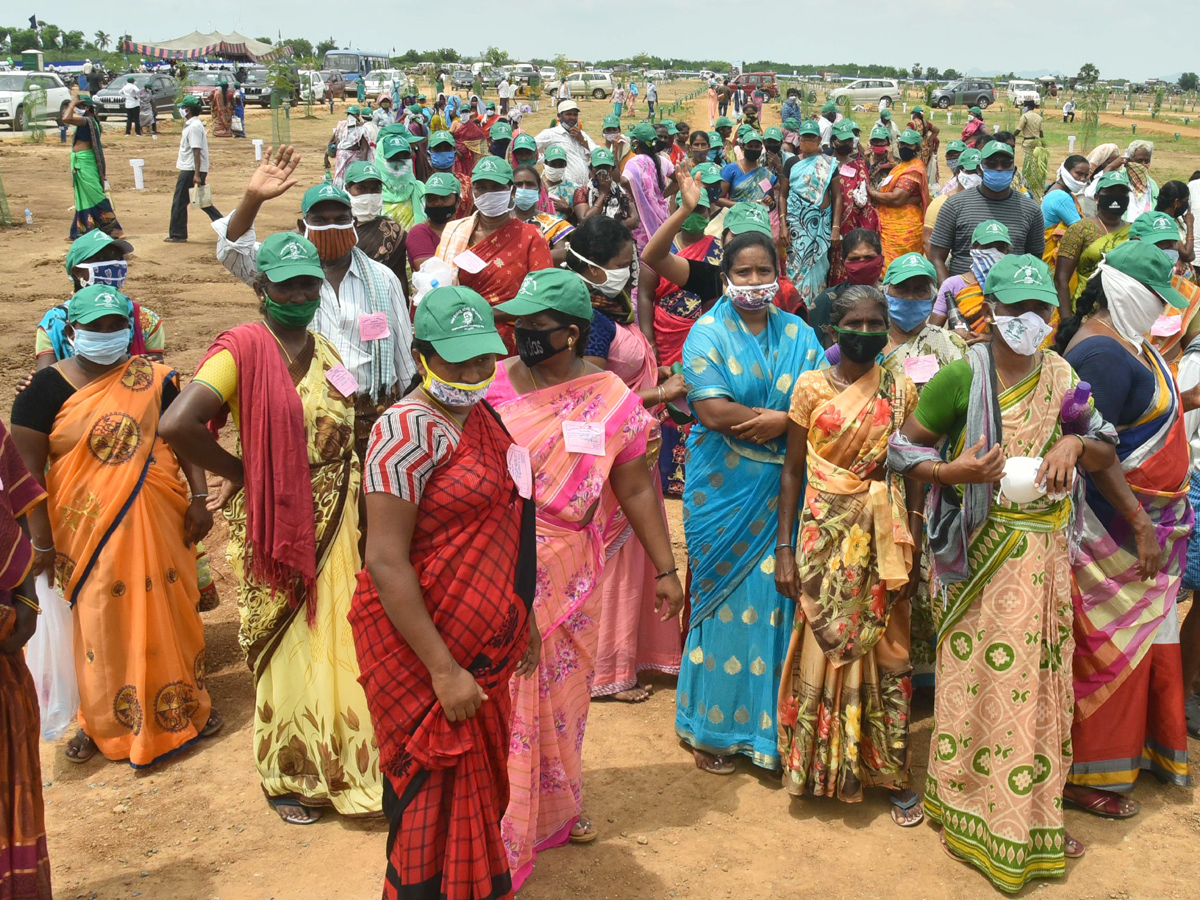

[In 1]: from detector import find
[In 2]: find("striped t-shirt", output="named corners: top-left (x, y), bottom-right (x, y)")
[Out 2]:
top-left (930, 186), bottom-right (1046, 276)
top-left (365, 397), bottom-right (461, 503)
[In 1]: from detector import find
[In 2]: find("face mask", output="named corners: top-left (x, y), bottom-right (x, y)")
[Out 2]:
top-left (425, 204), bottom-right (457, 224)
top-left (706, 185), bottom-right (723, 204)
top-left (76, 260), bottom-right (130, 289)
top-left (683, 212), bottom-right (709, 233)
top-left (1100, 192), bottom-right (1131, 216)
top-left (474, 189), bottom-right (513, 218)
top-left (992, 311), bottom-right (1052, 356)
top-left (898, 146), bottom-right (918, 161)
top-left (430, 150), bottom-right (456, 170)
top-left (514, 187), bottom-right (540, 211)
top-left (489, 140), bottom-right (510, 158)
top-left (970, 247), bottom-right (1005, 286)
top-left (349, 192), bottom-right (383, 223)
top-left (726, 280), bottom-right (778, 310)
top-left (1163, 247), bottom-right (1181, 265)
top-left (886, 293), bottom-right (933, 332)
top-left (981, 167), bottom-right (1015, 191)
top-left (420, 354), bottom-right (493, 407)
top-left (743, 147), bottom-right (762, 162)
top-left (304, 221), bottom-right (358, 261)
top-left (691, 150), bottom-right (709, 164)
top-left (543, 166), bottom-right (566, 184)
top-left (515, 325), bottom-right (569, 367)
top-left (70, 327), bottom-right (132, 364)
top-left (871, 145), bottom-right (889, 157)
top-left (833, 140), bottom-right (854, 156)
top-left (946, 157), bottom-right (961, 173)
top-left (707, 148), bottom-right (720, 162)
top-left (835, 328), bottom-right (889, 363)
top-left (1059, 165), bottom-right (1088, 194)
top-left (957, 171), bottom-right (982, 190)
top-left (845, 255), bottom-right (885, 285)
top-left (569, 246), bottom-right (630, 298)
top-left (264, 296), bottom-right (321, 330)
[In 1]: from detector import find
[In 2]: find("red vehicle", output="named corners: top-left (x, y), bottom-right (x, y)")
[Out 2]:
top-left (730, 71), bottom-right (779, 99)
top-left (181, 71), bottom-right (227, 111)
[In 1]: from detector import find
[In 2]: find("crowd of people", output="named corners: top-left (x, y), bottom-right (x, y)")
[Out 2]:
top-left (4, 73), bottom-right (1200, 900)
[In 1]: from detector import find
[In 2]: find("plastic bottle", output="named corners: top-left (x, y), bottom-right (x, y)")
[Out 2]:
top-left (1060, 382), bottom-right (1092, 434)
top-left (24, 207), bottom-right (32, 225)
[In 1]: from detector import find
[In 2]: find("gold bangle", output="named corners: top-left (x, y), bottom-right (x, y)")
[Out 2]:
top-left (14, 594), bottom-right (40, 615)
top-left (931, 462), bottom-right (943, 486)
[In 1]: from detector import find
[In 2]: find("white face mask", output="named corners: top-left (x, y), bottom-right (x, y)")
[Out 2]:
top-left (543, 165), bottom-right (567, 184)
top-left (349, 192), bottom-right (383, 222)
top-left (1059, 165), bottom-right (1088, 195)
top-left (569, 246), bottom-right (630, 298)
top-left (473, 188), bottom-right (514, 217)
top-left (1099, 261), bottom-right (1164, 350)
top-left (958, 171), bottom-right (982, 190)
top-left (993, 311), bottom-right (1052, 356)
top-left (386, 159), bottom-right (412, 179)
top-left (1163, 247), bottom-right (1181, 266)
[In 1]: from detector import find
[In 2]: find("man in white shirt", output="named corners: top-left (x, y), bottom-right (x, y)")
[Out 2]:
top-left (213, 145), bottom-right (415, 457)
top-left (120, 75), bottom-right (142, 135)
top-left (498, 76), bottom-right (511, 115)
top-left (558, 77), bottom-right (571, 102)
top-left (534, 99), bottom-right (595, 186)
top-left (646, 80), bottom-right (658, 118)
top-left (1062, 99), bottom-right (1076, 123)
top-left (167, 95), bottom-right (222, 242)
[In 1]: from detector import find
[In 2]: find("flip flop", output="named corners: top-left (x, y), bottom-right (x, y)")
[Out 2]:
top-left (569, 815), bottom-right (598, 844)
top-left (1063, 788), bottom-right (1139, 819)
top-left (693, 750), bottom-right (736, 776)
top-left (1065, 834), bottom-right (1087, 859)
top-left (889, 790), bottom-right (925, 828)
top-left (267, 797), bottom-right (322, 826)
top-left (201, 710), bottom-right (223, 738)
top-left (65, 729), bottom-right (98, 765)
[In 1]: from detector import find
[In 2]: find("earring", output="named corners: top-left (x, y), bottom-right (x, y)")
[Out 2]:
top-left (568, 338), bottom-right (575, 349)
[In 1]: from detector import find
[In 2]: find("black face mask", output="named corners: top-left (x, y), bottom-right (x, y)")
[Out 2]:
top-left (743, 147), bottom-right (762, 162)
top-left (833, 140), bottom-right (854, 155)
top-left (489, 140), bottom-right (510, 158)
top-left (515, 325), bottom-right (569, 367)
top-left (706, 185), bottom-right (723, 204)
top-left (836, 328), bottom-right (889, 363)
top-left (426, 205), bottom-right (457, 224)
top-left (1100, 192), bottom-right (1131, 215)
top-left (898, 146), bottom-right (918, 161)
top-left (765, 142), bottom-right (782, 156)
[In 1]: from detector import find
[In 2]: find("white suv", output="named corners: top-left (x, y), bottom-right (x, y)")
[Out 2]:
top-left (544, 71), bottom-right (616, 99)
top-left (0, 71), bottom-right (72, 131)
top-left (1007, 80), bottom-right (1041, 107)
top-left (828, 78), bottom-right (900, 108)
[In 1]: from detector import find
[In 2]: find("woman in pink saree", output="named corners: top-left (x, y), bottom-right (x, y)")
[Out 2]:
top-left (622, 124), bottom-right (675, 252)
top-left (486, 269), bottom-right (683, 890)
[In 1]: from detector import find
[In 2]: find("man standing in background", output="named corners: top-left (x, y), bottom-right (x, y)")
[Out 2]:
top-left (646, 79), bottom-right (658, 119)
top-left (498, 75), bottom-right (512, 116)
top-left (120, 76), bottom-right (141, 136)
top-left (166, 95), bottom-right (223, 242)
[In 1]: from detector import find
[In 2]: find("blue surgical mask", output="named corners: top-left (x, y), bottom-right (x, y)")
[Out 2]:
top-left (1163, 247), bottom-right (1181, 265)
top-left (430, 150), bottom-right (456, 170)
top-left (885, 294), bottom-right (933, 333)
top-left (981, 167), bottom-right (1015, 191)
top-left (514, 187), bottom-right (540, 211)
top-left (70, 326), bottom-right (132, 364)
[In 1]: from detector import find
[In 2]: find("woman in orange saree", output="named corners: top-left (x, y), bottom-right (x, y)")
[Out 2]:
top-left (11, 287), bottom-right (218, 768)
top-left (868, 130), bottom-right (929, 265)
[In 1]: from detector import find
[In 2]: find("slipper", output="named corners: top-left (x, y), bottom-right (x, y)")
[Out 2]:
top-left (692, 750), bottom-right (736, 776)
top-left (1063, 788), bottom-right (1139, 819)
top-left (201, 710), bottom-right (223, 738)
top-left (569, 816), bottom-right (598, 844)
top-left (267, 797), bottom-right (322, 826)
top-left (941, 832), bottom-right (965, 863)
top-left (65, 729), bottom-right (98, 765)
top-left (889, 790), bottom-right (925, 828)
top-left (1065, 834), bottom-right (1087, 859)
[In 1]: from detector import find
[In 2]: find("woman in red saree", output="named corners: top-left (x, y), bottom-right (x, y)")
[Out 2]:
top-left (211, 81), bottom-right (233, 138)
top-left (435, 157), bottom-right (553, 354)
top-left (349, 286), bottom-right (539, 900)
top-left (0, 420), bottom-right (53, 899)
top-left (829, 121), bottom-right (881, 284)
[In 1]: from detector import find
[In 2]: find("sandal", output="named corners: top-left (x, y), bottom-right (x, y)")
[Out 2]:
top-left (941, 830), bottom-right (965, 862)
top-left (65, 729), bottom-right (98, 764)
top-left (201, 709), bottom-right (223, 738)
top-left (692, 749), bottom-right (736, 776)
top-left (1065, 833), bottom-right (1087, 859)
top-left (888, 789), bottom-right (925, 828)
top-left (1063, 786), bottom-right (1139, 819)
top-left (569, 815), bottom-right (598, 844)
top-left (267, 797), bottom-right (322, 826)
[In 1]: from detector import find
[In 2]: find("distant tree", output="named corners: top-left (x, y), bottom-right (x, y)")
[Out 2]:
top-left (911, 63), bottom-right (922, 80)
top-left (94, 30), bottom-right (110, 51)
top-left (315, 37), bottom-right (338, 59)
top-left (436, 47), bottom-right (460, 63)
top-left (943, 68), bottom-right (960, 80)
top-left (6, 27), bottom-right (39, 51)
top-left (284, 37), bottom-right (313, 59)
top-left (1180, 72), bottom-right (1199, 92)
top-left (63, 30), bottom-right (86, 50)
top-left (482, 45), bottom-right (509, 67)
top-left (552, 53), bottom-right (570, 80)
top-left (1077, 62), bottom-right (1100, 85)
top-left (40, 24), bottom-right (61, 49)
top-left (924, 66), bottom-right (939, 81)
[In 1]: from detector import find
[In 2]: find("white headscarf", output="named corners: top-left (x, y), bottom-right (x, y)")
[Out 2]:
top-left (1098, 260), bottom-right (1164, 351)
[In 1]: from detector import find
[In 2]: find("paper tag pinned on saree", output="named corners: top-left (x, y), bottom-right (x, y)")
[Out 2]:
top-left (507, 444), bottom-right (533, 498)
top-left (903, 354), bottom-right (939, 384)
top-left (453, 249), bottom-right (487, 274)
top-left (758, 177), bottom-right (773, 193)
top-left (325, 364), bottom-right (359, 397)
top-left (1151, 314), bottom-right (1182, 337)
top-left (840, 164), bottom-right (858, 178)
top-left (358, 312), bottom-right (390, 341)
top-left (561, 421), bottom-right (606, 456)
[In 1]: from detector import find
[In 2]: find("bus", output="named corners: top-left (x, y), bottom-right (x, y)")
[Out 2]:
top-left (320, 49), bottom-right (390, 82)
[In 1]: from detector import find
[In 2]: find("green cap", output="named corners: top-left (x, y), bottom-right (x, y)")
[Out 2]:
top-left (662, 120), bottom-right (679, 135)
top-left (736, 123), bottom-right (753, 140)
top-left (969, 106), bottom-right (983, 116)
top-left (256, 232), bottom-right (326, 283)
top-left (764, 125), bottom-right (784, 142)
top-left (1130, 210), bottom-right (1182, 245)
top-left (603, 113), bottom-right (621, 130)
top-left (714, 116), bottom-right (735, 129)
top-left (692, 162), bottom-right (724, 185)
top-left (782, 117), bottom-right (801, 131)
top-left (65, 230), bottom-right (133, 275)
top-left (414, 286), bottom-right (507, 362)
top-left (496, 268), bottom-right (593, 320)
top-left (707, 130), bottom-right (722, 146)
top-left (429, 129), bottom-right (456, 149)
top-left (127, 75), bottom-right (135, 82)
top-left (869, 125), bottom-right (891, 141)
top-left (883, 252), bottom-right (937, 285)
top-left (1103, 241), bottom-right (1188, 308)
top-left (489, 121), bottom-right (512, 140)
top-left (971, 219), bottom-right (1012, 247)
top-left (723, 202), bottom-right (772, 237)
top-left (879, 107), bottom-right (892, 120)
top-left (472, 155), bottom-right (514, 184)
top-left (424, 171), bottom-right (462, 197)
top-left (675, 189), bottom-right (711, 209)
top-left (543, 144), bottom-right (568, 163)
top-left (797, 120), bottom-right (820, 137)
top-left (831, 119), bottom-right (856, 141)
top-left (179, 94), bottom-right (202, 110)
top-left (913, 106), bottom-right (925, 116)
top-left (741, 130), bottom-right (763, 145)
top-left (981, 140), bottom-right (1014, 159)
top-left (898, 128), bottom-right (923, 147)
top-left (417, 93), bottom-right (426, 101)
top-left (512, 133), bottom-right (538, 153)
top-left (344, 161), bottom-right (384, 186)
top-left (486, 101), bottom-right (496, 110)
top-left (1096, 168), bottom-right (1131, 190)
top-left (957, 148), bottom-right (982, 171)
top-left (381, 132), bottom-right (412, 158)
top-left (347, 104), bottom-right (361, 116)
top-left (67, 285), bottom-right (133, 324)
top-left (982, 254), bottom-right (1059, 306)
top-left (590, 147), bottom-right (616, 167)
top-left (629, 122), bottom-right (658, 144)
top-left (301, 180), bottom-right (352, 213)
top-left (821, 100), bottom-right (838, 114)
top-left (945, 139), bottom-right (967, 155)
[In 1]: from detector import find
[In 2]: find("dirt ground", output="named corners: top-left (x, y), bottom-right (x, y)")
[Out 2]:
top-left (2, 82), bottom-right (1199, 900)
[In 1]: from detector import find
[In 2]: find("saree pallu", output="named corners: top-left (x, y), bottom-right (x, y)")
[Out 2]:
top-left (924, 355), bottom-right (1078, 893)
top-left (47, 357), bottom-right (209, 767)
top-left (676, 300), bottom-right (825, 768)
top-left (222, 337), bottom-right (381, 816)
top-left (829, 156), bottom-right (880, 284)
top-left (778, 366), bottom-right (916, 800)
top-left (876, 158), bottom-right (928, 265)
top-left (1150, 274), bottom-right (1200, 364)
top-left (70, 149), bottom-right (122, 239)
top-left (486, 369), bottom-right (653, 890)
top-left (349, 404), bottom-right (532, 900)
top-left (785, 154), bottom-right (836, 307)
top-left (953, 278), bottom-right (988, 334)
top-left (623, 154), bottom-right (672, 251)
top-left (1070, 343), bottom-right (1192, 793)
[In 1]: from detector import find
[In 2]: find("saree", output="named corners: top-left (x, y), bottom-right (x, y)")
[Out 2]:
top-left (1059, 220), bottom-right (1130, 305)
top-left (1069, 342), bottom-right (1192, 793)
top-left (349, 402), bottom-right (534, 900)
top-left (0, 421), bottom-right (52, 900)
top-left (47, 357), bottom-right (210, 766)
top-left (70, 132), bottom-right (122, 239)
top-left (726, 164), bottom-right (774, 204)
top-left (376, 126), bottom-right (427, 229)
top-left (785, 154), bottom-right (836, 307)
top-left (486, 367), bottom-right (654, 890)
top-left (198, 328), bottom-right (382, 816)
top-left (211, 88), bottom-right (232, 137)
top-left (1042, 191), bottom-right (1081, 273)
top-left (829, 155), bottom-right (880, 285)
top-left (677, 299), bottom-right (825, 768)
top-left (623, 154), bottom-right (673, 251)
top-left (876, 158), bottom-right (929, 265)
top-left (332, 119), bottom-right (371, 188)
top-left (1149, 274), bottom-right (1200, 364)
top-left (913, 119), bottom-right (939, 189)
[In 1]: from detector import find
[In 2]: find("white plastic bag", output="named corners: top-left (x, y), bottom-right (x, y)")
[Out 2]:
top-left (24, 574), bottom-right (79, 741)
top-left (410, 258), bottom-right (458, 308)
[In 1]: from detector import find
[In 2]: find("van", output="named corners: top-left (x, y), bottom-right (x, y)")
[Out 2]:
top-left (544, 71), bottom-right (616, 99)
top-left (729, 71), bottom-right (779, 99)
top-left (828, 78), bottom-right (900, 108)
top-left (506, 63), bottom-right (538, 83)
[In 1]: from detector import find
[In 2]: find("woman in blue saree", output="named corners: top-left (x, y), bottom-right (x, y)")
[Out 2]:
top-left (719, 131), bottom-right (776, 205)
top-left (676, 229), bottom-right (825, 774)
top-left (781, 122), bottom-right (842, 308)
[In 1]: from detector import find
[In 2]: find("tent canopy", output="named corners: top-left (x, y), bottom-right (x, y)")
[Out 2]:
top-left (120, 31), bottom-right (291, 63)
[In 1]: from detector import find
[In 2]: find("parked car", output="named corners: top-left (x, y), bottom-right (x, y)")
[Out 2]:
top-left (0, 70), bottom-right (72, 131)
top-left (298, 69), bottom-right (326, 104)
top-left (181, 71), bottom-right (227, 111)
top-left (320, 70), bottom-right (348, 100)
top-left (238, 67), bottom-right (273, 107)
top-left (828, 77), bottom-right (900, 108)
top-left (1006, 80), bottom-right (1041, 106)
top-left (363, 68), bottom-right (411, 98)
top-left (539, 66), bottom-right (557, 83)
top-left (932, 79), bottom-right (995, 109)
top-left (729, 71), bottom-right (779, 99)
top-left (451, 69), bottom-right (474, 90)
top-left (504, 63), bottom-right (538, 84)
top-left (544, 70), bottom-right (616, 99)
top-left (477, 67), bottom-right (506, 89)
top-left (94, 72), bottom-right (180, 121)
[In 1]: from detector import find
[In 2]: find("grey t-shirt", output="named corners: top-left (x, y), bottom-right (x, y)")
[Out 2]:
top-left (930, 186), bottom-right (1046, 276)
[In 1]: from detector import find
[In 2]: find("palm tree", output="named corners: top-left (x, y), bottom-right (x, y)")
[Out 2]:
top-left (94, 30), bottom-right (110, 51)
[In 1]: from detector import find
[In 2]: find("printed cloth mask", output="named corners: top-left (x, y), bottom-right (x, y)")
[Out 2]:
top-left (304, 221), bottom-right (358, 261)
top-left (726, 281), bottom-right (778, 310)
top-left (77, 260), bottom-right (129, 289)
top-left (970, 247), bottom-right (1005, 286)
top-left (420, 354), bottom-right (494, 406)
top-left (992, 311), bottom-right (1052, 356)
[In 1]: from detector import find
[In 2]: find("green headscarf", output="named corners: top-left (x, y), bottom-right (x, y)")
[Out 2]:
top-left (373, 124), bottom-right (426, 225)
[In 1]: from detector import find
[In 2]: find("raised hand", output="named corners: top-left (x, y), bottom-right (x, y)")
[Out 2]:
top-left (246, 145), bottom-right (303, 203)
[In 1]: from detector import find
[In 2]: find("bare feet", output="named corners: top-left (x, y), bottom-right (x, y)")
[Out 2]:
top-left (610, 684), bottom-right (653, 703)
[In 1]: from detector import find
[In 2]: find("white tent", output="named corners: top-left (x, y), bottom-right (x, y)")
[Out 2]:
top-left (120, 31), bottom-right (291, 63)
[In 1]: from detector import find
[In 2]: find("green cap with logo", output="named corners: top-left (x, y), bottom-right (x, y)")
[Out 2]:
top-left (256, 232), bottom-right (326, 283)
top-left (707, 130), bottom-right (722, 147)
top-left (957, 148), bottom-right (982, 171)
top-left (662, 119), bottom-right (678, 135)
top-left (870, 125), bottom-right (891, 141)
top-left (821, 100), bottom-right (838, 114)
top-left (543, 144), bottom-right (568, 164)
top-left (764, 125), bottom-right (784, 142)
top-left (344, 161), bottom-right (384, 186)
top-left (831, 119), bottom-right (856, 141)
top-left (424, 171), bottom-right (462, 197)
top-left (381, 132), bottom-right (412, 158)
top-left (1130, 210), bottom-right (1182, 244)
top-left (723, 202), bottom-right (772, 237)
top-left (741, 130), bottom-right (763, 145)
top-left (1103, 240), bottom-right (1187, 308)
top-left (981, 140), bottom-right (1014, 159)
top-left (301, 180), bottom-right (352, 213)
top-left (969, 106), bottom-right (983, 117)
top-left (879, 107), bottom-right (892, 120)
top-left (429, 129), bottom-right (456, 149)
top-left (489, 121), bottom-right (513, 141)
top-left (415, 286), bottom-right (507, 362)
top-left (512, 133), bottom-right (538, 153)
top-left (971, 219), bottom-right (1012, 247)
top-left (783, 117), bottom-right (801, 132)
top-left (737, 123), bottom-right (753, 141)
top-left (714, 116), bottom-right (735, 130)
top-left (1096, 168), bottom-right (1131, 191)
top-left (883, 252), bottom-right (937, 285)
top-left (347, 104), bottom-right (361, 116)
top-left (67, 285), bottom-right (133, 324)
top-left (983, 254), bottom-right (1059, 306)
top-left (692, 162), bottom-right (724, 185)
top-left (898, 128), bottom-right (923, 147)
top-left (472, 155), bottom-right (514, 184)
top-left (603, 113), bottom-right (621, 130)
top-left (629, 122), bottom-right (658, 144)
top-left (590, 147), bottom-right (616, 167)
top-left (496, 268), bottom-right (594, 320)
top-left (65, 230), bottom-right (133, 275)
top-left (946, 139), bottom-right (967, 155)
top-left (179, 94), bottom-right (201, 110)
top-left (913, 106), bottom-right (925, 116)
top-left (675, 189), bottom-right (711, 209)
top-left (797, 120), bottom-right (820, 137)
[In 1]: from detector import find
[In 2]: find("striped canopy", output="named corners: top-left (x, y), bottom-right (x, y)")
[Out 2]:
top-left (119, 31), bottom-right (292, 63)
